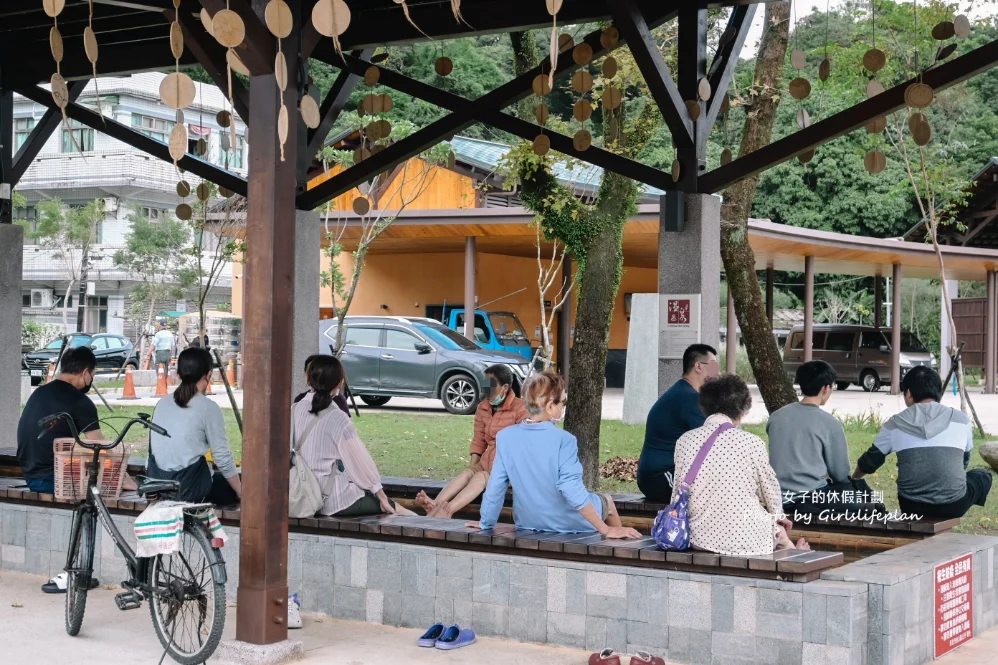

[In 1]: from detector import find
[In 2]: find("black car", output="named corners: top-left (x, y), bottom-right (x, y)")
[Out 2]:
top-left (22, 333), bottom-right (138, 385)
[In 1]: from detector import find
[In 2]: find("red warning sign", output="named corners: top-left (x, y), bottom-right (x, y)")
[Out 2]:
top-left (934, 553), bottom-right (974, 658)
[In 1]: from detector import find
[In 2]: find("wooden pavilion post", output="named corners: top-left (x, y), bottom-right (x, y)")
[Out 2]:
top-left (890, 263), bottom-right (903, 395)
top-left (236, 1), bottom-right (299, 646)
top-left (464, 237), bottom-right (477, 340)
top-left (803, 255), bottom-right (815, 362)
top-left (986, 270), bottom-right (996, 395)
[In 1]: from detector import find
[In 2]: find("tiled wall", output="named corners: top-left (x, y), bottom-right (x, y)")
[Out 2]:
top-left (3, 502), bottom-right (998, 665)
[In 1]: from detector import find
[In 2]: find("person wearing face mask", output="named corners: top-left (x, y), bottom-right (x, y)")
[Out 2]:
top-left (415, 365), bottom-right (529, 518)
top-left (17, 347), bottom-right (105, 494)
top-left (469, 371), bottom-right (642, 538)
top-left (147, 348), bottom-right (242, 504)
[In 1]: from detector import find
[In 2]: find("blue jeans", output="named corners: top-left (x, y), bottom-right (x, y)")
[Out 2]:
top-left (25, 477), bottom-right (55, 493)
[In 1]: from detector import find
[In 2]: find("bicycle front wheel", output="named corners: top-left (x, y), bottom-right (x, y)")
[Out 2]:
top-left (148, 520), bottom-right (226, 665)
top-left (65, 508), bottom-right (95, 636)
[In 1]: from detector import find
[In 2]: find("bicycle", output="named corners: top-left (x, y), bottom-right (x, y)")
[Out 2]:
top-left (38, 412), bottom-right (228, 664)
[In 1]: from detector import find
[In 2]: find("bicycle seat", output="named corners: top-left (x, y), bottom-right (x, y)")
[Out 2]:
top-left (136, 478), bottom-right (181, 497)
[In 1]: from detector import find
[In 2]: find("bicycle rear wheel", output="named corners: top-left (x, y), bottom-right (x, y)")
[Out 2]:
top-left (148, 519), bottom-right (226, 665)
top-left (65, 509), bottom-right (95, 636)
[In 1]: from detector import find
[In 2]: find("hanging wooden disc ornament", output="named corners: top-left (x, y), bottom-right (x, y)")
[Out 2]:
top-left (169, 124), bottom-right (187, 161)
top-left (227, 50), bottom-right (250, 76)
top-left (84, 27), bottom-right (98, 64)
top-left (435, 57), bottom-right (453, 76)
top-left (364, 66), bottom-right (380, 86)
top-left (353, 146), bottom-right (370, 162)
top-left (796, 108), bottom-right (811, 130)
top-left (573, 99), bottom-right (592, 122)
top-left (571, 70), bottom-right (593, 93)
top-left (863, 48), bottom-right (886, 73)
top-left (954, 15), bottom-right (971, 39)
top-left (196, 183), bottom-right (211, 201)
top-left (312, 0), bottom-right (351, 38)
top-left (905, 83), bottom-right (934, 108)
top-left (212, 9), bottom-right (246, 48)
top-left (176, 180), bottom-right (191, 197)
top-left (798, 149), bottom-right (816, 165)
top-left (352, 197), bottom-right (371, 215)
top-left (600, 27), bottom-right (619, 49)
top-left (264, 0), bottom-right (293, 39)
top-left (572, 43), bottom-right (593, 66)
top-left (910, 113), bottom-right (932, 146)
top-left (50, 26), bottom-right (64, 63)
top-left (790, 49), bottom-right (806, 70)
top-left (602, 57), bottom-right (618, 79)
top-left (789, 77), bottom-right (811, 100)
top-left (720, 148), bottom-right (733, 166)
top-left (864, 150), bottom-right (887, 174)
top-left (176, 203), bottom-right (193, 220)
top-left (200, 8), bottom-right (215, 35)
top-left (698, 78), bottom-right (711, 102)
top-left (219, 187), bottom-right (234, 198)
top-left (866, 80), bottom-right (885, 98)
top-left (671, 159), bottom-right (681, 183)
top-left (447, 150), bottom-right (456, 170)
top-left (196, 138), bottom-right (207, 157)
top-left (221, 131), bottom-right (231, 152)
top-left (277, 104), bottom-right (289, 156)
top-left (300, 95), bottom-right (321, 129)
top-left (720, 95), bottom-right (730, 114)
top-left (685, 100), bottom-right (701, 121)
top-left (558, 33), bottom-right (574, 52)
top-left (545, 0), bottom-right (563, 13)
top-left (170, 21), bottom-right (184, 59)
top-left (160, 72), bottom-right (196, 110)
top-left (819, 58), bottom-right (831, 82)
top-left (533, 134), bottom-right (551, 156)
top-left (51, 73), bottom-right (69, 109)
top-left (573, 129), bottom-right (591, 151)
top-left (932, 21), bottom-right (955, 41)
top-left (217, 110), bottom-right (231, 128)
top-left (936, 44), bottom-right (958, 62)
top-left (532, 75), bottom-right (552, 96)
top-left (43, 0), bottom-right (65, 18)
top-left (371, 52), bottom-right (389, 64)
top-left (602, 87), bottom-right (622, 110)
top-left (866, 115), bottom-right (887, 134)
top-left (535, 103), bottom-right (549, 125)
top-left (176, 110), bottom-right (185, 125)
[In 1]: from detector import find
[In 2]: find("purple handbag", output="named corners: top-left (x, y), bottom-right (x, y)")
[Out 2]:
top-left (651, 423), bottom-right (733, 551)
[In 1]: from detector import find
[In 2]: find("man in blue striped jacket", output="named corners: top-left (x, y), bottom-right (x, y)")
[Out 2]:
top-left (852, 366), bottom-right (991, 519)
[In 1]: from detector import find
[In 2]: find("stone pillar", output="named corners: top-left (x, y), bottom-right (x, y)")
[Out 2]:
top-left (464, 237), bottom-right (476, 340)
top-left (804, 255), bottom-right (815, 362)
top-left (940, 280), bottom-right (959, 380)
top-left (658, 194), bottom-right (720, 393)
top-left (0, 224), bottom-right (23, 438)
top-left (987, 271), bottom-right (996, 395)
top-left (292, 210), bottom-right (320, 397)
top-left (891, 263), bottom-right (903, 395)
top-left (726, 287), bottom-right (737, 375)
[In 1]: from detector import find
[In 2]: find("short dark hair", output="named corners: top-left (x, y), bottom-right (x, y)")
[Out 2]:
top-left (682, 344), bottom-right (717, 375)
top-left (60, 347), bottom-right (96, 375)
top-left (699, 375), bottom-right (752, 420)
top-left (485, 364), bottom-right (514, 388)
top-left (796, 360), bottom-right (837, 397)
top-left (902, 366), bottom-right (943, 403)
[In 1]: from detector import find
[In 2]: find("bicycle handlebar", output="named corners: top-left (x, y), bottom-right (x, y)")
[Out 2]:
top-left (36, 412), bottom-right (170, 450)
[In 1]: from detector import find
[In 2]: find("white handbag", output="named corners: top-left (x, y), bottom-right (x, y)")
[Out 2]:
top-left (289, 408), bottom-right (333, 518)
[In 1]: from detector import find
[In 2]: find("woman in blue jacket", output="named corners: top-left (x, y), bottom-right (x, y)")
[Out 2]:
top-left (470, 371), bottom-right (641, 538)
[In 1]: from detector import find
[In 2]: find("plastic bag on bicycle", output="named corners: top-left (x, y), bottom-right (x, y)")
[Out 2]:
top-left (134, 501), bottom-right (227, 557)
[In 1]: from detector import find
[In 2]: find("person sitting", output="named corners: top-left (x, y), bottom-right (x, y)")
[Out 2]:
top-left (17, 347), bottom-right (105, 494)
top-left (293, 356), bottom-right (415, 517)
top-left (768, 360), bottom-right (853, 513)
top-left (415, 364), bottom-right (529, 518)
top-left (470, 371), bottom-right (640, 538)
top-left (853, 366), bottom-right (992, 519)
top-left (148, 348), bottom-right (242, 505)
top-left (637, 344), bottom-right (719, 502)
top-left (673, 375), bottom-right (808, 555)
top-left (293, 354), bottom-right (350, 417)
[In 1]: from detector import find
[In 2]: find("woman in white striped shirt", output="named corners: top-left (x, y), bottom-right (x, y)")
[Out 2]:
top-left (292, 356), bottom-right (415, 517)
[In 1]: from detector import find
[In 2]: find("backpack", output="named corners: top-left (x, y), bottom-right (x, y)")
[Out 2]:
top-left (652, 423), bottom-right (733, 551)
top-left (289, 407), bottom-right (335, 519)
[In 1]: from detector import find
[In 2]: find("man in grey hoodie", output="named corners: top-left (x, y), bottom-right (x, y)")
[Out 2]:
top-left (853, 366), bottom-right (991, 519)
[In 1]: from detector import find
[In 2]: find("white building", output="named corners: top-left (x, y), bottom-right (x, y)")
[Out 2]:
top-left (15, 72), bottom-right (245, 339)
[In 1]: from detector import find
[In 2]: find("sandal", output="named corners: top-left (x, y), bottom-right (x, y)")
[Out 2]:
top-left (41, 573), bottom-right (100, 594)
top-left (589, 649), bottom-right (621, 665)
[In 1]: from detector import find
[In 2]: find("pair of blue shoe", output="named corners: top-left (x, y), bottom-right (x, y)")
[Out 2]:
top-left (418, 623), bottom-right (476, 650)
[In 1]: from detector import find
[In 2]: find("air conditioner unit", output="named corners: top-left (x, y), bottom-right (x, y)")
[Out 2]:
top-left (103, 197), bottom-right (119, 213)
top-left (30, 288), bottom-right (54, 309)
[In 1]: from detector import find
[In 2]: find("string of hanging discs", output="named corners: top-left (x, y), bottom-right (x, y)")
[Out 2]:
top-left (863, 0), bottom-right (887, 174)
top-left (788, 0), bottom-right (815, 167)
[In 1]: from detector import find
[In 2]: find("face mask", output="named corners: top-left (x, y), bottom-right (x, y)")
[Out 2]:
top-left (81, 371), bottom-right (93, 394)
top-left (490, 389), bottom-right (507, 407)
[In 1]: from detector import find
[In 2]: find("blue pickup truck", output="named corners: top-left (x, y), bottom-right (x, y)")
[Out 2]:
top-left (443, 309), bottom-right (534, 362)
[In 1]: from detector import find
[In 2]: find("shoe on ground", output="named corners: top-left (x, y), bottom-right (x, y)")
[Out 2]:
top-left (589, 649), bottom-right (621, 665)
top-left (418, 623), bottom-right (445, 647)
top-left (41, 573), bottom-right (100, 594)
top-left (435, 625), bottom-right (476, 650)
top-left (629, 652), bottom-right (665, 665)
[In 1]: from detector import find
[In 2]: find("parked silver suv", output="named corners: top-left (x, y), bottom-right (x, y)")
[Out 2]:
top-left (319, 316), bottom-right (531, 415)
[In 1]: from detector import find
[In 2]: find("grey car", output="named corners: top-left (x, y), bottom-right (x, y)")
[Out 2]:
top-left (319, 316), bottom-right (531, 415)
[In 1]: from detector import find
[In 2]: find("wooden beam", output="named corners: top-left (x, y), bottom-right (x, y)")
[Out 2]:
top-left (197, 0), bottom-right (274, 76)
top-left (175, 6), bottom-right (250, 123)
top-left (609, 0), bottom-right (692, 150)
top-left (11, 80), bottom-right (87, 184)
top-left (5, 39), bottom-right (197, 86)
top-left (14, 83), bottom-right (248, 196)
top-left (305, 49), bottom-right (373, 163)
top-left (676, 6), bottom-right (708, 190)
top-left (700, 38), bottom-right (998, 194)
top-left (700, 4), bottom-right (756, 148)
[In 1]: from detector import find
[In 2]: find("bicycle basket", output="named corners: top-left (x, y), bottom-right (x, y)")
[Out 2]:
top-left (53, 439), bottom-right (131, 501)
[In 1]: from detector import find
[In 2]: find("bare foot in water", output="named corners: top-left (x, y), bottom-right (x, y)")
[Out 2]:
top-left (428, 501), bottom-right (454, 519)
top-left (414, 490), bottom-right (437, 514)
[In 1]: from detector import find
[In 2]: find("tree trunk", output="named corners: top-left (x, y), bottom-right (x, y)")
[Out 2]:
top-left (76, 249), bottom-right (90, 333)
top-left (719, 2), bottom-right (798, 413)
top-left (62, 280), bottom-right (75, 334)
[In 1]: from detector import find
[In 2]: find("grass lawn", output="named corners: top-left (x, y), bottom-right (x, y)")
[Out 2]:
top-left (31, 403), bottom-right (998, 535)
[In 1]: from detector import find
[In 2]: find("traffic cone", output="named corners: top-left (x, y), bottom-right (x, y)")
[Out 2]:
top-left (226, 360), bottom-right (236, 388)
top-left (168, 363), bottom-right (178, 386)
top-left (46, 364), bottom-right (56, 383)
top-left (120, 366), bottom-right (138, 400)
top-left (155, 363), bottom-right (168, 396)
top-left (205, 368), bottom-right (214, 395)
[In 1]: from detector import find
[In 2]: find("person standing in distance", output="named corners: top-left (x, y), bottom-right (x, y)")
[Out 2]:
top-left (152, 322), bottom-right (176, 370)
top-left (637, 344), bottom-right (720, 502)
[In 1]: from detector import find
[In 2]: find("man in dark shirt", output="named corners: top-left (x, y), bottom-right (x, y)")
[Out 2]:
top-left (637, 344), bottom-right (719, 502)
top-left (17, 347), bottom-right (105, 493)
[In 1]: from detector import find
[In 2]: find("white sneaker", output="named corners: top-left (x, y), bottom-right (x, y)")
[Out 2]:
top-left (288, 593), bottom-right (303, 629)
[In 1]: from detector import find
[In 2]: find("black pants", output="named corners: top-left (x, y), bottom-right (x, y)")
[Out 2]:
top-left (147, 453), bottom-right (239, 506)
top-left (898, 469), bottom-right (993, 519)
top-left (637, 469), bottom-right (674, 503)
top-left (333, 491), bottom-right (394, 517)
